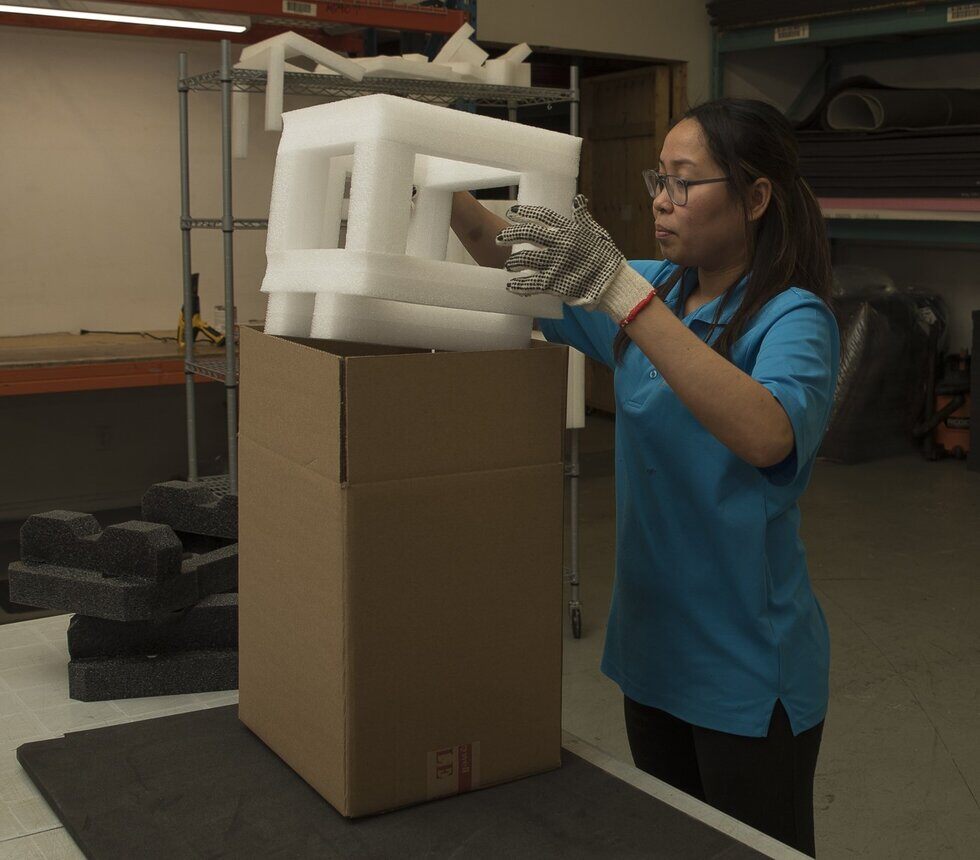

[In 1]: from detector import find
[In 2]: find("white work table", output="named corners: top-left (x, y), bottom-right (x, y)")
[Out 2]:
top-left (0, 616), bottom-right (806, 860)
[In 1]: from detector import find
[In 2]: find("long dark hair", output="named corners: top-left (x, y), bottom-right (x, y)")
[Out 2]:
top-left (613, 98), bottom-right (832, 363)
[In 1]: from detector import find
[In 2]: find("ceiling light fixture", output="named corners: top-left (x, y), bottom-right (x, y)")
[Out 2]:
top-left (0, 0), bottom-right (249, 33)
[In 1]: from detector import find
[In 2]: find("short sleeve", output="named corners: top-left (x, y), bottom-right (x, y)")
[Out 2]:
top-left (537, 259), bottom-right (675, 368)
top-left (751, 296), bottom-right (840, 486)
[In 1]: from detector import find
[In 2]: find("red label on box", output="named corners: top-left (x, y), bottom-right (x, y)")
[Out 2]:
top-left (427, 742), bottom-right (480, 799)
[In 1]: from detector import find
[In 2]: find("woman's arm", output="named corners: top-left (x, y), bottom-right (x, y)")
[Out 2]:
top-left (625, 301), bottom-right (794, 469)
top-left (450, 192), bottom-right (510, 268)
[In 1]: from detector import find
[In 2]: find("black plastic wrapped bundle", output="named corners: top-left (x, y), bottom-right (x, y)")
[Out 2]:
top-left (819, 266), bottom-right (943, 464)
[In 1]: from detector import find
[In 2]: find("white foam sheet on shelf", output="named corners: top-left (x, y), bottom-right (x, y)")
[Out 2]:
top-left (311, 292), bottom-right (533, 352)
top-left (264, 250), bottom-right (562, 319)
top-left (499, 42), bottom-right (533, 64)
top-left (236, 32), bottom-right (364, 134)
top-left (433, 22), bottom-right (487, 66)
top-left (532, 330), bottom-right (586, 430)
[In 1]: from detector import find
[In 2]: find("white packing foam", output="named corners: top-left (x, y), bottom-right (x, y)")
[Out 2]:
top-left (263, 250), bottom-right (561, 319)
top-left (275, 95), bottom-right (580, 177)
top-left (355, 56), bottom-right (457, 81)
top-left (405, 188), bottom-right (452, 260)
top-left (413, 155), bottom-right (520, 192)
top-left (264, 292), bottom-right (316, 337)
top-left (237, 32), bottom-right (364, 133)
top-left (262, 94), bottom-right (580, 348)
top-left (499, 42), bottom-right (533, 64)
top-left (238, 32), bottom-right (364, 77)
top-left (450, 38), bottom-right (489, 68)
top-left (482, 59), bottom-right (532, 87)
top-left (311, 292), bottom-right (532, 352)
top-left (432, 22), bottom-right (487, 66)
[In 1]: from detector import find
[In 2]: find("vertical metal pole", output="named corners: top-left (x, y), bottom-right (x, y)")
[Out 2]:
top-left (568, 62), bottom-right (582, 636)
top-left (179, 52), bottom-right (198, 482)
top-left (507, 100), bottom-right (518, 199)
top-left (570, 63), bottom-right (580, 136)
top-left (712, 33), bottom-right (723, 99)
top-left (568, 429), bottom-right (581, 628)
top-left (220, 40), bottom-right (239, 493)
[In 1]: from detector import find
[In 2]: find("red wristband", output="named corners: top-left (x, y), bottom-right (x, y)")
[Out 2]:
top-left (619, 288), bottom-right (658, 328)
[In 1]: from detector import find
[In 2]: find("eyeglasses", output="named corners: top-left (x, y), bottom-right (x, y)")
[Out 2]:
top-left (642, 169), bottom-right (730, 206)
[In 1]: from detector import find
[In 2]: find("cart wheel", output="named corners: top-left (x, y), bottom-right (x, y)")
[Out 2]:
top-left (571, 606), bottom-right (582, 639)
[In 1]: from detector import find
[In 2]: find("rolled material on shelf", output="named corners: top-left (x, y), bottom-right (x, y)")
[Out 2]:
top-left (826, 88), bottom-right (980, 131)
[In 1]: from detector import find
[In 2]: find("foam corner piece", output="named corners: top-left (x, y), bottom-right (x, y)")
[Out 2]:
top-left (68, 650), bottom-right (238, 702)
top-left (274, 95), bottom-right (580, 177)
top-left (237, 31), bottom-right (365, 81)
top-left (262, 250), bottom-right (562, 320)
top-left (67, 593), bottom-right (238, 660)
top-left (141, 481), bottom-right (238, 540)
top-left (310, 293), bottom-right (533, 352)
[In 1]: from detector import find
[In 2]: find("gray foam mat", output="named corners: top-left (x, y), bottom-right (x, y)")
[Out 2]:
top-left (17, 705), bottom-right (765, 859)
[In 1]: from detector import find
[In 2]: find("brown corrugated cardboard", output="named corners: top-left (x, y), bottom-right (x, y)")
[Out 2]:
top-left (238, 328), bottom-right (568, 818)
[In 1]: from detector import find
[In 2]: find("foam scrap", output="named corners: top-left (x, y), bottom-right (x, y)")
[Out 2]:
top-left (68, 649), bottom-right (238, 701)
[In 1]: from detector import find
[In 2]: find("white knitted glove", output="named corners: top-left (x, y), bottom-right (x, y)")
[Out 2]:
top-left (496, 194), bottom-right (652, 322)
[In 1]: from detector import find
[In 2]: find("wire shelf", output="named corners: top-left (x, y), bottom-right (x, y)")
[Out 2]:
top-left (196, 474), bottom-right (234, 496)
top-left (187, 355), bottom-right (238, 383)
top-left (182, 218), bottom-right (268, 230)
top-left (180, 69), bottom-right (576, 108)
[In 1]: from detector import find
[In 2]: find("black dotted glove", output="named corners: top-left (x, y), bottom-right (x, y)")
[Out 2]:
top-left (495, 194), bottom-right (651, 321)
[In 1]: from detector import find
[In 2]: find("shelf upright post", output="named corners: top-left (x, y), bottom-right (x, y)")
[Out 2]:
top-left (178, 52), bottom-right (198, 482)
top-left (507, 99), bottom-right (518, 198)
top-left (219, 40), bottom-right (239, 493)
top-left (568, 61), bottom-right (582, 638)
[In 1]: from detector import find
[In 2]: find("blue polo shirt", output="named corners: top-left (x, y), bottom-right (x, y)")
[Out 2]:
top-left (539, 260), bottom-right (840, 737)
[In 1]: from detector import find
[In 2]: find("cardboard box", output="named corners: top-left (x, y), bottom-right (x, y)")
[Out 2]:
top-left (237, 328), bottom-right (568, 817)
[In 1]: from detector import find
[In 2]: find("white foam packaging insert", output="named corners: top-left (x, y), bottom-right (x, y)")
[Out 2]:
top-left (261, 93), bottom-right (582, 354)
top-left (233, 27), bottom-right (534, 157)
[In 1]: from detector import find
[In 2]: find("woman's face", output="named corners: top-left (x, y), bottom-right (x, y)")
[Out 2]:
top-left (652, 118), bottom-right (749, 272)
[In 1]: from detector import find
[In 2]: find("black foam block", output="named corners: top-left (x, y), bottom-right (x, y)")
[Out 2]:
top-left (20, 511), bottom-right (182, 583)
top-left (142, 481), bottom-right (237, 540)
top-left (183, 543), bottom-right (238, 595)
top-left (8, 561), bottom-right (199, 622)
top-left (67, 594), bottom-right (238, 659)
top-left (68, 649), bottom-right (238, 701)
top-left (16, 706), bottom-right (766, 859)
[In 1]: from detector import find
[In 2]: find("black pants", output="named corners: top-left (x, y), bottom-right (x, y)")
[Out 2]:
top-left (624, 697), bottom-right (824, 858)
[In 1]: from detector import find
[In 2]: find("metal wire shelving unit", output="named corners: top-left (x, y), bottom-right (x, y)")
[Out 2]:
top-left (178, 39), bottom-right (586, 635)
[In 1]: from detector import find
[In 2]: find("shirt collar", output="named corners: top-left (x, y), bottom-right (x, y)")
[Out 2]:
top-left (664, 267), bottom-right (749, 327)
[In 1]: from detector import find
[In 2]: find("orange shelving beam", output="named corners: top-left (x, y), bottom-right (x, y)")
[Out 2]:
top-left (0, 359), bottom-right (218, 397)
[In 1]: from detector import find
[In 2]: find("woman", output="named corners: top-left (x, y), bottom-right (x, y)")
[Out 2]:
top-left (451, 98), bottom-right (839, 857)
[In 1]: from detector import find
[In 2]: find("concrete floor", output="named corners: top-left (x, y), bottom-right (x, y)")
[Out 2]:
top-left (561, 413), bottom-right (980, 859)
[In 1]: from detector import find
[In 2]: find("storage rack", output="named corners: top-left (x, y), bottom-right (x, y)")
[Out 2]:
top-left (711, 2), bottom-right (980, 247)
top-left (178, 40), bottom-right (587, 634)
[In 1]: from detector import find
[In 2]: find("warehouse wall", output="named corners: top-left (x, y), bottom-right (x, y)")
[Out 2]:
top-left (0, 27), bottom-right (284, 338)
top-left (477, 0), bottom-right (714, 106)
top-left (2, 11), bottom-right (713, 339)
top-left (724, 48), bottom-right (980, 352)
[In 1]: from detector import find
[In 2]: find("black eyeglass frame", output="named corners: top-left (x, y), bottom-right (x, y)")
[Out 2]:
top-left (642, 169), bottom-right (730, 206)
